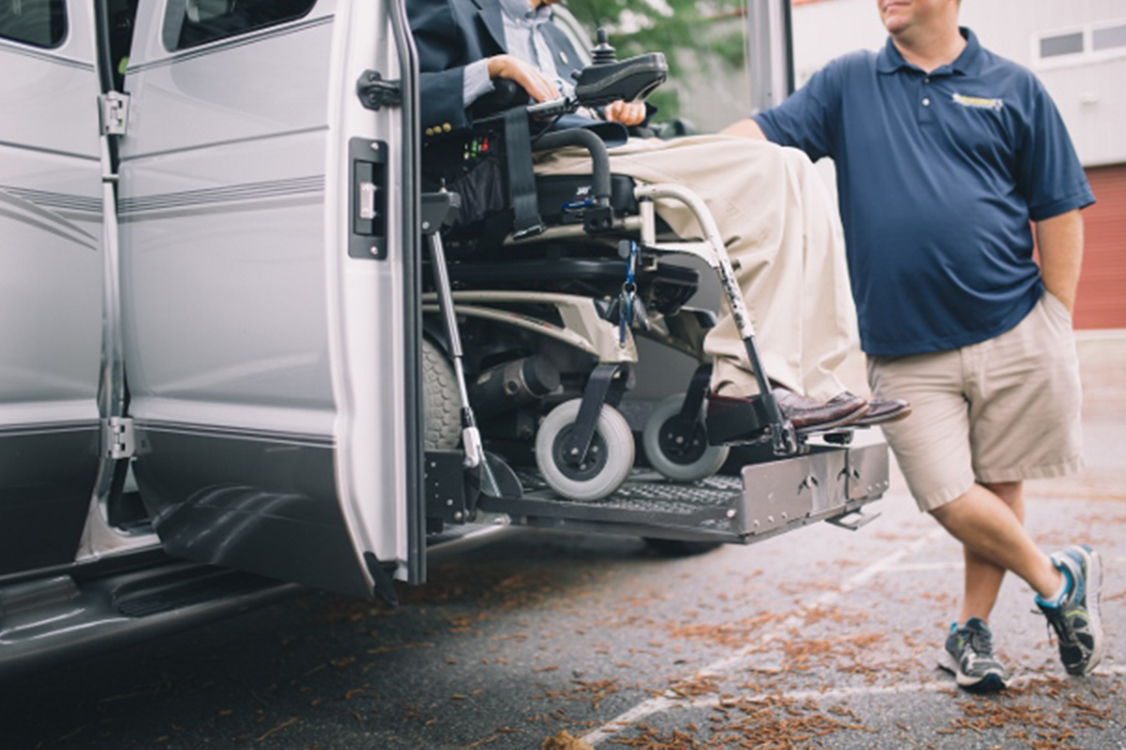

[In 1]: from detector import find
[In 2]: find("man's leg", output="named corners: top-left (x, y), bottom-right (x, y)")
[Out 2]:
top-left (958, 480), bottom-right (1024, 623)
top-left (867, 351), bottom-right (1020, 692)
top-left (931, 481), bottom-right (1061, 604)
top-left (963, 295), bottom-right (1103, 676)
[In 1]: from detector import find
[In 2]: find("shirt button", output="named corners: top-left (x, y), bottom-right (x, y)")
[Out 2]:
top-left (922, 97), bottom-right (931, 106)
top-left (924, 77), bottom-right (931, 83)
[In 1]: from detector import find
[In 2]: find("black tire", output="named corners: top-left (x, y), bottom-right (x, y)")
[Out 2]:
top-left (422, 337), bottom-right (460, 450)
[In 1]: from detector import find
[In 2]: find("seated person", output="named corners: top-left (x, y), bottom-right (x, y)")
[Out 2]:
top-left (409, 0), bottom-right (909, 431)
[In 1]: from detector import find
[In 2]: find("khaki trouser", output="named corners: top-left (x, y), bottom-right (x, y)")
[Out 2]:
top-left (534, 135), bottom-right (856, 402)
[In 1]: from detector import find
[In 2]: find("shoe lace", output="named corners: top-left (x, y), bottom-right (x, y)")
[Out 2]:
top-left (1032, 607), bottom-right (1068, 646)
top-left (966, 626), bottom-right (995, 658)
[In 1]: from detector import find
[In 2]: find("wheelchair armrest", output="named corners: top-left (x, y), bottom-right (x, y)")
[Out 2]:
top-left (534, 128), bottom-right (611, 206)
top-left (469, 79), bottom-right (531, 120)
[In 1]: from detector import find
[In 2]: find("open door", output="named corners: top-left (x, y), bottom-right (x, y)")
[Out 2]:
top-left (117, 0), bottom-right (422, 597)
top-left (0, 1), bottom-right (106, 576)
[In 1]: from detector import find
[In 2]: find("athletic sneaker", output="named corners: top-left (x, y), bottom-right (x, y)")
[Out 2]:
top-left (1035, 544), bottom-right (1105, 676)
top-left (937, 617), bottom-right (1008, 693)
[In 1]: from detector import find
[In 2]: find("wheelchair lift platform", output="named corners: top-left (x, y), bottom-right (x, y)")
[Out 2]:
top-left (428, 441), bottom-right (888, 545)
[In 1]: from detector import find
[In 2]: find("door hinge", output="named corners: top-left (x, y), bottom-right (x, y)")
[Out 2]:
top-left (104, 416), bottom-right (135, 459)
top-left (99, 91), bottom-right (130, 136)
top-left (356, 71), bottom-right (401, 111)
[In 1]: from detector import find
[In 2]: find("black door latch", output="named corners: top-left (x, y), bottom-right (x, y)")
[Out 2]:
top-left (357, 70), bottom-right (402, 111)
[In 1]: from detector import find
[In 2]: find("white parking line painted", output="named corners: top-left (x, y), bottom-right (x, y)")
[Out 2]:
top-left (582, 527), bottom-right (947, 746)
top-left (883, 556), bottom-right (1125, 572)
top-left (669, 663), bottom-right (1126, 713)
top-left (882, 561), bottom-right (964, 573)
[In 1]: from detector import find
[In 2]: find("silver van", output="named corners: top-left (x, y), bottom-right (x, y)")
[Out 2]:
top-left (0, 0), bottom-right (888, 675)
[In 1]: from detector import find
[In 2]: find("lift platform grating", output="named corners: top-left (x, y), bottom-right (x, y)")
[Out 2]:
top-left (475, 442), bottom-right (890, 544)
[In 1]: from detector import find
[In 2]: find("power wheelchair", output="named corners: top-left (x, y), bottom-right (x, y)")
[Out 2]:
top-left (420, 35), bottom-right (839, 503)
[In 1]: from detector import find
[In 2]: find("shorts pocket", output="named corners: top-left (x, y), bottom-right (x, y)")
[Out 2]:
top-left (1041, 290), bottom-right (1073, 326)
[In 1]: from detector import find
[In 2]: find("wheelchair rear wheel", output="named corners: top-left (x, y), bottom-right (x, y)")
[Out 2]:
top-left (422, 337), bottom-right (461, 451)
top-left (642, 393), bottom-right (730, 482)
top-left (535, 399), bottom-right (634, 501)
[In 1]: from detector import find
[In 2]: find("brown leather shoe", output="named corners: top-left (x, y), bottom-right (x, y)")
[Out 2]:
top-left (773, 388), bottom-right (869, 432)
top-left (827, 391), bottom-right (911, 427)
top-left (707, 388), bottom-right (869, 436)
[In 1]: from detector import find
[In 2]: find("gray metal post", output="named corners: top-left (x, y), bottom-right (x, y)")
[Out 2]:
top-left (745, 0), bottom-right (794, 113)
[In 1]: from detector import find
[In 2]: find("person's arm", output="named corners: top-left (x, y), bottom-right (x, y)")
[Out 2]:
top-left (720, 118), bottom-right (767, 140)
top-left (412, 0), bottom-right (560, 134)
top-left (485, 54), bottom-right (560, 103)
top-left (1015, 78), bottom-right (1094, 309)
top-left (1036, 209), bottom-right (1084, 313)
top-left (721, 55), bottom-right (851, 158)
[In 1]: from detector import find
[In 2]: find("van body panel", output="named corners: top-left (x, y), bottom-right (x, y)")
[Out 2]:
top-left (117, 0), bottom-right (416, 597)
top-left (0, 2), bottom-right (104, 575)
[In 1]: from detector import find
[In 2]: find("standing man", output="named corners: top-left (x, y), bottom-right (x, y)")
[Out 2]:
top-left (726, 0), bottom-right (1103, 691)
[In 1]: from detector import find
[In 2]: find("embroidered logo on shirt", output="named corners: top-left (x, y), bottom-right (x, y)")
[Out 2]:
top-left (952, 93), bottom-right (1004, 112)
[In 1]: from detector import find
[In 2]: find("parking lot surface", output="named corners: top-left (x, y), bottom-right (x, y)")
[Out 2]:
top-left (3, 337), bottom-right (1124, 749)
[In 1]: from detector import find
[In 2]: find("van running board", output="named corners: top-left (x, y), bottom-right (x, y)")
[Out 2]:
top-left (114, 565), bottom-right (283, 617)
top-left (475, 442), bottom-right (890, 544)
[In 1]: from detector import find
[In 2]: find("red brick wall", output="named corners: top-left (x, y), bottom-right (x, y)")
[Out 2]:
top-left (1076, 164), bottom-right (1126, 330)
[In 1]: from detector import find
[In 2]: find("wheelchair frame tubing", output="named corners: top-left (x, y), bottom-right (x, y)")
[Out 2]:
top-left (634, 184), bottom-right (796, 455)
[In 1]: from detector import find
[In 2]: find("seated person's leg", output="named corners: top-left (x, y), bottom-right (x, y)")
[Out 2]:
top-left (535, 135), bottom-right (907, 431)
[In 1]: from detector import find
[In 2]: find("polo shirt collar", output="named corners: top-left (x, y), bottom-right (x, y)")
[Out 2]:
top-left (877, 27), bottom-right (983, 76)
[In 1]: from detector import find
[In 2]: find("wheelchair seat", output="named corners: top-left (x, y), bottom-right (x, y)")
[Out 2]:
top-left (434, 164), bottom-right (689, 315)
top-left (535, 173), bottom-right (641, 224)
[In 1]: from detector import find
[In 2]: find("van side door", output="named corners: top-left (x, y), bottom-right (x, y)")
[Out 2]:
top-left (0, 0), bottom-right (104, 576)
top-left (118, 0), bottom-right (422, 598)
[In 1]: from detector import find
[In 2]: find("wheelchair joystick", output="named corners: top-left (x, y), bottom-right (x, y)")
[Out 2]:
top-left (591, 28), bottom-right (617, 65)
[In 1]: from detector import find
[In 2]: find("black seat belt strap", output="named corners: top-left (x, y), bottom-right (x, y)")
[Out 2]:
top-left (503, 108), bottom-right (545, 239)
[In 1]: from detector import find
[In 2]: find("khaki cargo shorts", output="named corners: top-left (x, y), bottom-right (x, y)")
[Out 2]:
top-left (867, 292), bottom-right (1084, 512)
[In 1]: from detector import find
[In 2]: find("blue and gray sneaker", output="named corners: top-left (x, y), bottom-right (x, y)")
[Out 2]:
top-left (1036, 544), bottom-right (1105, 676)
top-left (938, 617), bottom-right (1008, 693)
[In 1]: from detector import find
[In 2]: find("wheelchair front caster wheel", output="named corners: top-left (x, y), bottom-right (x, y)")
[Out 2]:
top-left (535, 399), bottom-right (634, 501)
top-left (643, 393), bottom-right (730, 482)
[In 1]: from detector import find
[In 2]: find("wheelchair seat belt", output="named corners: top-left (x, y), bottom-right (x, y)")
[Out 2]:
top-left (503, 108), bottom-right (546, 239)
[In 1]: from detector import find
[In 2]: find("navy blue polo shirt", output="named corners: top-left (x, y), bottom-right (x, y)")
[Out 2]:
top-left (754, 28), bottom-right (1094, 356)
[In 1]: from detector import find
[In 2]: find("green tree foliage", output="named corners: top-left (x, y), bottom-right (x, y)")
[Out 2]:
top-left (563, 0), bottom-right (746, 116)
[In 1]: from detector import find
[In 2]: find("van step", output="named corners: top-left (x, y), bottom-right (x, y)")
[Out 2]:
top-left (115, 568), bottom-right (278, 618)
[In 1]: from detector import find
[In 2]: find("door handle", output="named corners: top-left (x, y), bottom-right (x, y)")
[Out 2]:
top-left (349, 138), bottom-right (388, 259)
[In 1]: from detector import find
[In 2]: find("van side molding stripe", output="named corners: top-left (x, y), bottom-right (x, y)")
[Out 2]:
top-left (118, 175), bottom-right (325, 215)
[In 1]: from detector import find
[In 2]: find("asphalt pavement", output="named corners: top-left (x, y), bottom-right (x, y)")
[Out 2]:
top-left (3, 336), bottom-right (1124, 750)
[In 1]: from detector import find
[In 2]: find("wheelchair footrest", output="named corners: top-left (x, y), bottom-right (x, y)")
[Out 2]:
top-left (706, 395), bottom-right (771, 446)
